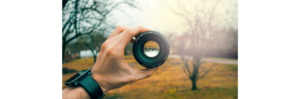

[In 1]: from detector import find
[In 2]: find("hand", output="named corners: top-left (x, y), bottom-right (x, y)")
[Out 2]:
top-left (91, 26), bottom-right (159, 92)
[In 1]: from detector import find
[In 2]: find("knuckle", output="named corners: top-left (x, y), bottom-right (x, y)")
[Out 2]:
top-left (101, 42), bottom-right (109, 50)
top-left (106, 47), bottom-right (120, 58)
top-left (115, 25), bottom-right (123, 30)
top-left (106, 48), bottom-right (116, 56)
top-left (124, 29), bottom-right (133, 35)
top-left (136, 26), bottom-right (146, 31)
top-left (115, 25), bottom-right (126, 31)
top-left (136, 26), bottom-right (143, 29)
top-left (102, 42), bottom-right (122, 58)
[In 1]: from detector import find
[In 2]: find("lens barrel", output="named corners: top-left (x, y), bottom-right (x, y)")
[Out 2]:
top-left (132, 31), bottom-right (169, 68)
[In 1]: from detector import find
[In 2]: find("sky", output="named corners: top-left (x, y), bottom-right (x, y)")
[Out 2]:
top-left (63, 0), bottom-right (238, 42)
top-left (110, 0), bottom-right (238, 36)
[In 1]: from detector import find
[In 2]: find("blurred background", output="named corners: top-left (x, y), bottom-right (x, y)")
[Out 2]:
top-left (62, 0), bottom-right (238, 98)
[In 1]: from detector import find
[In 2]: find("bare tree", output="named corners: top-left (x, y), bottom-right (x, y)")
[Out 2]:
top-left (76, 30), bottom-right (107, 63)
top-left (63, 0), bottom-right (69, 9)
top-left (160, 0), bottom-right (237, 90)
top-left (62, 0), bottom-right (136, 62)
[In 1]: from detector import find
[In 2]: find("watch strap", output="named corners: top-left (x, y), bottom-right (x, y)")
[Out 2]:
top-left (79, 75), bottom-right (105, 99)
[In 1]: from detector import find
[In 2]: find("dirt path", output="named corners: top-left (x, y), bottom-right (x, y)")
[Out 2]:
top-left (168, 54), bottom-right (238, 64)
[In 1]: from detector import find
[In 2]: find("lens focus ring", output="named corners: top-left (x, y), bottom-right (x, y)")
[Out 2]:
top-left (132, 31), bottom-right (169, 68)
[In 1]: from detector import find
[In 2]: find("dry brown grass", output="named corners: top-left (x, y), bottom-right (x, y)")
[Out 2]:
top-left (62, 55), bottom-right (238, 99)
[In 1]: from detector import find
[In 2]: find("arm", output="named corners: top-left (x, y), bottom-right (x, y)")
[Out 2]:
top-left (63, 26), bottom-right (158, 99)
top-left (63, 87), bottom-right (90, 99)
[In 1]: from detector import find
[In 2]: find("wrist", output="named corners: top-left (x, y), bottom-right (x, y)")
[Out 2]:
top-left (90, 73), bottom-right (109, 93)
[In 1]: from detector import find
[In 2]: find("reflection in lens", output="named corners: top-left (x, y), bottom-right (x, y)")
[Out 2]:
top-left (143, 41), bottom-right (160, 57)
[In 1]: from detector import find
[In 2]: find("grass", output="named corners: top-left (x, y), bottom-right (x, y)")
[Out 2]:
top-left (222, 64), bottom-right (238, 72)
top-left (62, 55), bottom-right (238, 99)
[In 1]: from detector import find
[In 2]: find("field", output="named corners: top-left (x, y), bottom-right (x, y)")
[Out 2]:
top-left (62, 55), bottom-right (238, 99)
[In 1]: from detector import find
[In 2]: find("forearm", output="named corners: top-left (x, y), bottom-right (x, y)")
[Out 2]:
top-left (62, 87), bottom-right (90, 99)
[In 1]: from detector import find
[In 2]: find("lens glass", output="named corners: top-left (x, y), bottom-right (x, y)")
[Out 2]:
top-left (143, 41), bottom-right (160, 57)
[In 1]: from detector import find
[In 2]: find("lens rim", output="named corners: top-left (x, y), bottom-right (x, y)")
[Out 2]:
top-left (132, 31), bottom-right (169, 68)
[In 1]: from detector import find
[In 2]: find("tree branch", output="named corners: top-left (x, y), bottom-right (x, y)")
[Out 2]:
top-left (199, 63), bottom-right (216, 79)
top-left (180, 55), bottom-right (191, 77)
top-left (63, 0), bottom-right (69, 9)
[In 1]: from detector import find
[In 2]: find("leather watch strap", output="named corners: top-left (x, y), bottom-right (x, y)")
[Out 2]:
top-left (79, 75), bottom-right (105, 99)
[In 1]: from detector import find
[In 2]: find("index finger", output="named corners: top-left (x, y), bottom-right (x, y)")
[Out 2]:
top-left (107, 25), bottom-right (131, 40)
top-left (117, 26), bottom-right (150, 48)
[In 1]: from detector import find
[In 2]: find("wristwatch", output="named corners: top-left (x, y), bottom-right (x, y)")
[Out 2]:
top-left (65, 68), bottom-right (105, 99)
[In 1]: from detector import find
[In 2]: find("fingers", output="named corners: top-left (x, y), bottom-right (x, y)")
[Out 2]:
top-left (130, 28), bottom-right (151, 43)
top-left (107, 26), bottom-right (131, 40)
top-left (135, 67), bottom-right (159, 80)
top-left (117, 26), bottom-right (150, 48)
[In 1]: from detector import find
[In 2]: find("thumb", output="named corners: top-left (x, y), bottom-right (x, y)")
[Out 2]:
top-left (135, 67), bottom-right (159, 80)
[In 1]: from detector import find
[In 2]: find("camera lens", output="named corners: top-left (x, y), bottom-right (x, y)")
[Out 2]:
top-left (132, 31), bottom-right (169, 68)
top-left (143, 41), bottom-right (160, 57)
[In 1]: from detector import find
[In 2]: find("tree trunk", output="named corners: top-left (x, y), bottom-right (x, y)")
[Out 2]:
top-left (190, 72), bottom-right (198, 90)
top-left (87, 47), bottom-right (97, 63)
top-left (62, 43), bottom-right (66, 63)
top-left (191, 77), bottom-right (197, 90)
top-left (93, 54), bottom-right (97, 63)
top-left (84, 42), bottom-right (97, 63)
top-left (191, 60), bottom-right (200, 90)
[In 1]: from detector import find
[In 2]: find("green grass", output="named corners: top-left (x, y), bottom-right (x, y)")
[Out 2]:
top-left (222, 64), bottom-right (238, 72)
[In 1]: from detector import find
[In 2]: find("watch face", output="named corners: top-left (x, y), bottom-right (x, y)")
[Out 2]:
top-left (65, 69), bottom-right (90, 87)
